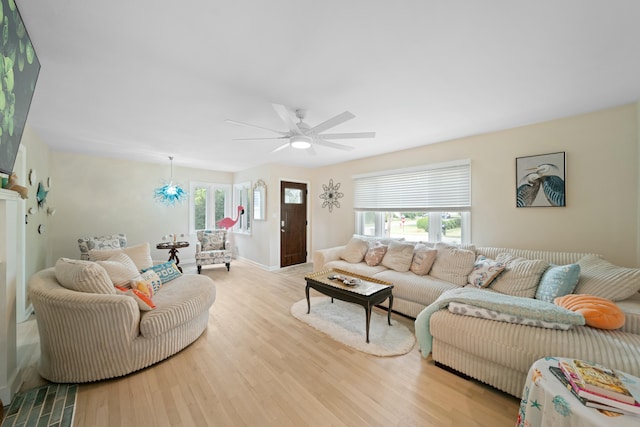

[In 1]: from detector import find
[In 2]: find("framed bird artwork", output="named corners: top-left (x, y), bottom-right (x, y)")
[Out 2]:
top-left (516, 152), bottom-right (566, 208)
top-left (36, 181), bottom-right (49, 208)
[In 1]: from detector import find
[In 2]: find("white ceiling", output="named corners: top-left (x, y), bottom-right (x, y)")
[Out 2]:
top-left (17, 0), bottom-right (640, 172)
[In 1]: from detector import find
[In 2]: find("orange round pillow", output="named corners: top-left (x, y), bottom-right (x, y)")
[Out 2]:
top-left (554, 294), bottom-right (625, 330)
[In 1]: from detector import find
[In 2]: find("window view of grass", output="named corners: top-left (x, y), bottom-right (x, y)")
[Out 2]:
top-left (361, 212), bottom-right (463, 244)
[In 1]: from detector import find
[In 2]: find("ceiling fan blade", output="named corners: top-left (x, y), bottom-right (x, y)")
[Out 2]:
top-left (233, 137), bottom-right (289, 141)
top-left (310, 111), bottom-right (355, 134)
top-left (317, 132), bottom-right (376, 140)
top-left (271, 142), bottom-right (291, 153)
top-left (225, 119), bottom-right (288, 135)
top-left (314, 138), bottom-right (355, 151)
top-left (272, 104), bottom-right (302, 133)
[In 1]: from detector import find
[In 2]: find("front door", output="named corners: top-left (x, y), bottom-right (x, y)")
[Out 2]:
top-left (280, 181), bottom-right (307, 267)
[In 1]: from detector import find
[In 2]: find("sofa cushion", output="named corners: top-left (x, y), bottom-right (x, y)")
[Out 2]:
top-left (89, 242), bottom-right (153, 271)
top-left (139, 274), bottom-right (216, 338)
top-left (574, 255), bottom-right (640, 301)
top-left (535, 264), bottom-right (581, 302)
top-left (381, 241), bottom-right (415, 272)
top-left (54, 258), bottom-right (115, 294)
top-left (489, 253), bottom-right (549, 298)
top-left (340, 237), bottom-right (369, 263)
top-left (429, 242), bottom-right (476, 287)
top-left (554, 294), bottom-right (625, 330)
top-left (143, 261), bottom-right (182, 284)
top-left (374, 269), bottom-right (458, 307)
top-left (95, 253), bottom-right (140, 287)
top-left (410, 244), bottom-right (437, 276)
top-left (324, 260), bottom-right (388, 277)
top-left (467, 255), bottom-right (506, 288)
top-left (364, 243), bottom-right (388, 266)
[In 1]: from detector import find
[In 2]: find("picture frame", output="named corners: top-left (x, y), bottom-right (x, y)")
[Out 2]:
top-left (516, 152), bottom-right (566, 207)
top-left (0, 0), bottom-right (41, 175)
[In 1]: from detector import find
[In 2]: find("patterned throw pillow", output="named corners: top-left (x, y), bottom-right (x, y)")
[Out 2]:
top-left (95, 253), bottom-right (140, 287)
top-left (130, 270), bottom-right (163, 297)
top-left (535, 264), bottom-right (581, 302)
top-left (202, 232), bottom-right (225, 251)
top-left (364, 243), bottom-right (388, 266)
top-left (489, 253), bottom-right (549, 298)
top-left (410, 244), bottom-right (437, 275)
top-left (115, 286), bottom-right (156, 311)
top-left (467, 255), bottom-right (506, 288)
top-left (54, 258), bottom-right (115, 294)
top-left (143, 261), bottom-right (182, 284)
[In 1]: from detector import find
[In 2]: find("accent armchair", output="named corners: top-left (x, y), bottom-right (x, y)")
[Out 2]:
top-left (195, 230), bottom-right (232, 273)
top-left (78, 233), bottom-right (127, 260)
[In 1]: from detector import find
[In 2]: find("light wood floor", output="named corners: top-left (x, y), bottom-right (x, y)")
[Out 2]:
top-left (17, 260), bottom-right (520, 426)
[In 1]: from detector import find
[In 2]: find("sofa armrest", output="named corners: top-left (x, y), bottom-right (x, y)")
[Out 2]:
top-left (196, 241), bottom-right (202, 253)
top-left (313, 246), bottom-right (345, 272)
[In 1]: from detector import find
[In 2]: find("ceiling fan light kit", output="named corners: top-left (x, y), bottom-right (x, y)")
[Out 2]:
top-left (227, 104), bottom-right (376, 154)
top-left (290, 135), bottom-right (312, 149)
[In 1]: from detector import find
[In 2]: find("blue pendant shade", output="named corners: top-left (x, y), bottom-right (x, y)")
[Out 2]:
top-left (154, 156), bottom-right (188, 206)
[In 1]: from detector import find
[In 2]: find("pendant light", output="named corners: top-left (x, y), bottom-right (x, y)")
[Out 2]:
top-left (154, 156), bottom-right (188, 205)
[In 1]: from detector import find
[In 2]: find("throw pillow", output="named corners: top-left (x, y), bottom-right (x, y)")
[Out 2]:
top-left (554, 294), bottom-right (625, 330)
top-left (381, 241), bottom-right (415, 272)
top-left (130, 270), bottom-right (163, 297)
top-left (489, 253), bottom-right (549, 298)
top-left (364, 243), bottom-right (388, 266)
top-left (410, 244), bottom-right (437, 276)
top-left (574, 255), bottom-right (640, 301)
top-left (142, 261), bottom-right (182, 284)
top-left (95, 252), bottom-right (140, 287)
top-left (340, 237), bottom-right (369, 263)
top-left (429, 242), bottom-right (476, 287)
top-left (115, 285), bottom-right (156, 311)
top-left (89, 242), bottom-right (154, 271)
top-left (54, 258), bottom-right (115, 294)
top-left (535, 264), bottom-right (581, 303)
top-left (202, 232), bottom-right (225, 251)
top-left (467, 255), bottom-right (506, 288)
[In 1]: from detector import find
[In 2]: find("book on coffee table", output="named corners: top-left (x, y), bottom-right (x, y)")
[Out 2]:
top-left (571, 359), bottom-right (636, 405)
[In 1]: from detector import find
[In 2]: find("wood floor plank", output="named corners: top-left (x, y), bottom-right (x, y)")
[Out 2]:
top-left (17, 260), bottom-right (520, 426)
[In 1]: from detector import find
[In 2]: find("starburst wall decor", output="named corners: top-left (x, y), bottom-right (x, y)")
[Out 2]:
top-left (319, 179), bottom-right (343, 213)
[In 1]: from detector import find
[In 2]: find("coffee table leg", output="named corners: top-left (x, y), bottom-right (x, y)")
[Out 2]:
top-left (387, 294), bottom-right (393, 326)
top-left (365, 304), bottom-right (372, 343)
top-left (306, 284), bottom-right (311, 314)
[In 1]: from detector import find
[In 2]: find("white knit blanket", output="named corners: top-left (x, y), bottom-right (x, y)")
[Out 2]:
top-left (414, 287), bottom-right (586, 357)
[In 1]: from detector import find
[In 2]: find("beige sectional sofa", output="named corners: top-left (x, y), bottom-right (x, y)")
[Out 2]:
top-left (28, 246), bottom-right (216, 383)
top-left (313, 237), bottom-right (640, 397)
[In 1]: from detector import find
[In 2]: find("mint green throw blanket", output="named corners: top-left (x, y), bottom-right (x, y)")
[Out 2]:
top-left (415, 288), bottom-right (585, 357)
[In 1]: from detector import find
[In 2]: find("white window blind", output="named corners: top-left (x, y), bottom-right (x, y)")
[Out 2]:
top-left (353, 160), bottom-right (471, 211)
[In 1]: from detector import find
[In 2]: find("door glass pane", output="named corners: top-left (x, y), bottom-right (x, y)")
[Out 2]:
top-left (284, 188), bottom-right (303, 204)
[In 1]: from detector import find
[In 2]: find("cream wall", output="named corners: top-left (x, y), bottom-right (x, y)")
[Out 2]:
top-left (48, 152), bottom-right (232, 265)
top-left (309, 104), bottom-right (639, 267)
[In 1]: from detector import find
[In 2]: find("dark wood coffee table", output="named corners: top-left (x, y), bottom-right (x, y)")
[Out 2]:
top-left (304, 269), bottom-right (394, 343)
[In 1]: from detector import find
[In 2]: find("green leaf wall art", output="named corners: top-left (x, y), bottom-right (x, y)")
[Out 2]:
top-left (0, 0), bottom-right (40, 175)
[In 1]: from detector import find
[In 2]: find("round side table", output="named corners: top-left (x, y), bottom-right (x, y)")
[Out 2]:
top-left (156, 241), bottom-right (190, 272)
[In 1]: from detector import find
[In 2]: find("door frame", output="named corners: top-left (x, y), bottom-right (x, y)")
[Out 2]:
top-left (278, 178), bottom-right (311, 267)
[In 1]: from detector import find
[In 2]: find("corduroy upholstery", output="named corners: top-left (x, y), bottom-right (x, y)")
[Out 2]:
top-left (314, 240), bottom-right (640, 397)
top-left (28, 268), bottom-right (216, 383)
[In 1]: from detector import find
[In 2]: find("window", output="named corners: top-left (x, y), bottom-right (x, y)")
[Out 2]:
top-left (353, 160), bottom-right (471, 244)
top-left (189, 182), bottom-right (230, 233)
top-left (233, 182), bottom-right (251, 234)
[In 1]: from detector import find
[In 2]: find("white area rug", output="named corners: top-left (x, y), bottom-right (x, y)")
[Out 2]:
top-left (290, 297), bottom-right (416, 356)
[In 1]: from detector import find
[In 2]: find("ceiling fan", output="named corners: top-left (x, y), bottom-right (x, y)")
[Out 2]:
top-left (225, 104), bottom-right (375, 153)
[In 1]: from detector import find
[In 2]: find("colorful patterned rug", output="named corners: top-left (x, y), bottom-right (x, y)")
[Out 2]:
top-left (1, 383), bottom-right (76, 427)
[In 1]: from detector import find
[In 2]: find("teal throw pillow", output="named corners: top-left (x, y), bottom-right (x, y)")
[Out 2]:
top-left (535, 264), bottom-right (581, 303)
top-left (143, 261), bottom-right (182, 284)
